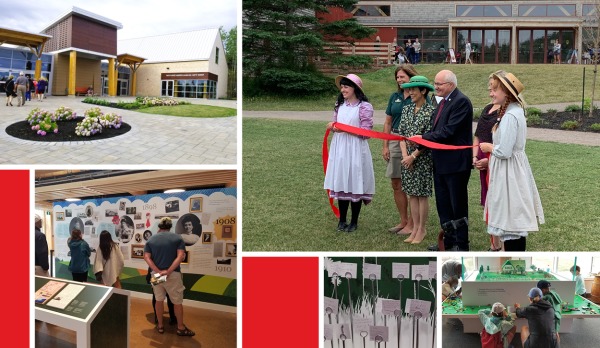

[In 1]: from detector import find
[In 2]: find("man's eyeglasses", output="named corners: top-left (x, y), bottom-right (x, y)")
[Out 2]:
top-left (434, 82), bottom-right (451, 87)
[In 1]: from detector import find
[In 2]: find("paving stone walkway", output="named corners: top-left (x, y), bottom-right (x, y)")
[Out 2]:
top-left (244, 103), bottom-right (600, 147)
top-left (0, 96), bottom-right (237, 164)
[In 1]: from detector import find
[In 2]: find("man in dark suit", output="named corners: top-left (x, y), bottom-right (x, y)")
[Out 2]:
top-left (415, 70), bottom-right (473, 251)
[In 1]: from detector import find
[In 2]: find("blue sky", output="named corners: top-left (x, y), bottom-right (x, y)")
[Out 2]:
top-left (0, 0), bottom-right (237, 39)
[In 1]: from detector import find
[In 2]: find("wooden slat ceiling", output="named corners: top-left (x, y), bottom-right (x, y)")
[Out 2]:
top-left (35, 170), bottom-right (236, 208)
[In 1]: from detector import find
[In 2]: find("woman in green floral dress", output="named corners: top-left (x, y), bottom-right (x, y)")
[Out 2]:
top-left (398, 76), bottom-right (435, 244)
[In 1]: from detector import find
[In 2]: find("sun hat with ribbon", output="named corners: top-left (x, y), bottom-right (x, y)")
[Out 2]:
top-left (401, 75), bottom-right (434, 91)
top-left (335, 74), bottom-right (364, 94)
top-left (494, 72), bottom-right (525, 107)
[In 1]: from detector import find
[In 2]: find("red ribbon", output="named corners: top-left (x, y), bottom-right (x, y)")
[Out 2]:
top-left (323, 122), bottom-right (476, 217)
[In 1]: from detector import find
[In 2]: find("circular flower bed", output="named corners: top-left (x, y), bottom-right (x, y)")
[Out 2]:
top-left (5, 106), bottom-right (130, 142)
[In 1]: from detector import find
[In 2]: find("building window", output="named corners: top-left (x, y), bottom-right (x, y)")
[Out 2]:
top-left (216, 47), bottom-right (219, 64)
top-left (583, 4), bottom-right (597, 16)
top-left (457, 5), bottom-right (512, 17)
top-left (518, 5), bottom-right (575, 17)
top-left (352, 5), bottom-right (390, 17)
top-left (397, 28), bottom-right (448, 63)
top-left (168, 79), bottom-right (217, 99)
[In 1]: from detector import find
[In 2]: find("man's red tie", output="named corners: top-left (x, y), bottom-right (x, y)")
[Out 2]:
top-left (434, 98), bottom-right (445, 126)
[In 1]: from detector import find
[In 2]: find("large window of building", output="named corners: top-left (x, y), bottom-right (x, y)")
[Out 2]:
top-left (162, 79), bottom-right (217, 99)
top-left (456, 5), bottom-right (512, 17)
top-left (456, 29), bottom-right (510, 64)
top-left (518, 4), bottom-right (576, 17)
top-left (398, 28), bottom-right (448, 63)
top-left (518, 29), bottom-right (575, 63)
top-left (352, 5), bottom-right (390, 17)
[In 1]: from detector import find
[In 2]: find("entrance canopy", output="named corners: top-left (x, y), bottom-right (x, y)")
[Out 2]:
top-left (0, 26), bottom-right (52, 79)
top-left (115, 53), bottom-right (146, 96)
top-left (0, 26), bottom-right (51, 47)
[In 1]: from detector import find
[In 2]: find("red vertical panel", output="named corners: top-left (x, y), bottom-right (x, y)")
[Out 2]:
top-left (243, 257), bottom-right (319, 348)
top-left (1, 170), bottom-right (29, 347)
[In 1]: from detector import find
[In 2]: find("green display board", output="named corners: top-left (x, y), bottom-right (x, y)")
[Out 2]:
top-left (443, 296), bottom-right (600, 316)
top-left (475, 271), bottom-right (558, 282)
top-left (35, 277), bottom-right (111, 320)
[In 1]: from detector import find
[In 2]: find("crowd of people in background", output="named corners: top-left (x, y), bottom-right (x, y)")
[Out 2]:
top-left (3, 71), bottom-right (48, 106)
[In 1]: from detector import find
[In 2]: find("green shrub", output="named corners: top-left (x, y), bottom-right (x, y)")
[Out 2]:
top-left (583, 98), bottom-right (597, 112)
top-left (565, 104), bottom-right (581, 112)
top-left (589, 123), bottom-right (600, 132)
top-left (329, 55), bottom-right (373, 69)
top-left (257, 68), bottom-right (334, 96)
top-left (526, 107), bottom-right (542, 117)
top-left (560, 120), bottom-right (579, 130)
top-left (546, 108), bottom-right (557, 115)
top-left (526, 114), bottom-right (542, 126)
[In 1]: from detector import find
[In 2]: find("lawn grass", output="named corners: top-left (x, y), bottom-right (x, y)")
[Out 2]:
top-left (135, 104), bottom-right (236, 118)
top-left (244, 64), bottom-right (600, 111)
top-left (242, 118), bottom-right (600, 251)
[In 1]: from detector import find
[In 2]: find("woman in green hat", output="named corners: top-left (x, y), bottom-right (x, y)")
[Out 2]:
top-left (398, 76), bottom-right (435, 244)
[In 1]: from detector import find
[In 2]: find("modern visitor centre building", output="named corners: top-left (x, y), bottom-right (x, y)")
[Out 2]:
top-left (0, 6), bottom-right (228, 99)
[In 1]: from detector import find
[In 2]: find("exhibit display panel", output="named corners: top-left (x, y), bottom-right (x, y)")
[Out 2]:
top-left (324, 257), bottom-right (436, 348)
top-left (35, 276), bottom-right (129, 347)
top-left (51, 188), bottom-right (237, 307)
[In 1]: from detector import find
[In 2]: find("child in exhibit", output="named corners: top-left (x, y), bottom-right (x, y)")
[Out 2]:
top-left (94, 231), bottom-right (125, 288)
top-left (324, 73), bottom-right (375, 233)
top-left (442, 276), bottom-right (460, 301)
top-left (67, 229), bottom-right (91, 282)
top-left (570, 266), bottom-right (591, 298)
top-left (478, 302), bottom-right (516, 348)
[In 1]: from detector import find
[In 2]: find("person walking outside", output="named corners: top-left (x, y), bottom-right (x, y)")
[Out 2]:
top-left (144, 217), bottom-right (195, 336)
top-left (14, 71), bottom-right (28, 106)
top-left (35, 214), bottom-right (49, 276)
top-left (68, 229), bottom-right (91, 282)
top-left (5, 75), bottom-right (17, 106)
top-left (465, 41), bottom-right (473, 64)
top-left (412, 38), bottom-right (421, 64)
top-left (324, 74), bottom-right (375, 233)
top-left (36, 77), bottom-right (48, 101)
top-left (414, 70), bottom-right (473, 251)
top-left (479, 72), bottom-right (544, 251)
top-left (383, 65), bottom-right (418, 236)
top-left (94, 231), bottom-right (125, 288)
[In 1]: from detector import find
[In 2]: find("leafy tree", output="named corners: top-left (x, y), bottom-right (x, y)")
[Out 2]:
top-left (583, 1), bottom-right (600, 118)
top-left (243, 0), bottom-right (376, 96)
top-left (220, 26), bottom-right (237, 99)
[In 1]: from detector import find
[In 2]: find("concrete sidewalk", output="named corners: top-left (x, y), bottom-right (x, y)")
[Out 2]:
top-left (244, 106), bottom-right (600, 147)
top-left (0, 96), bottom-right (237, 164)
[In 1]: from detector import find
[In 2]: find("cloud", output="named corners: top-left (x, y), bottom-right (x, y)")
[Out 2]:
top-left (0, 0), bottom-right (236, 40)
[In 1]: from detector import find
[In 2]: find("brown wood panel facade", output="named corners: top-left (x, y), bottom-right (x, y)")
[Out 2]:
top-left (71, 15), bottom-right (117, 55)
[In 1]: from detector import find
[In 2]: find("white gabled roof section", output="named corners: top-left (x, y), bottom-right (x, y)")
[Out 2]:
top-left (117, 28), bottom-right (220, 63)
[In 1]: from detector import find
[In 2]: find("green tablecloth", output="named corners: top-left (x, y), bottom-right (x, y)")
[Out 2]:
top-left (443, 295), bottom-right (600, 316)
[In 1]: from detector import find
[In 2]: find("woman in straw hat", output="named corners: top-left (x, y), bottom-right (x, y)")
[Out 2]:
top-left (398, 75), bottom-right (435, 244)
top-left (324, 73), bottom-right (375, 233)
top-left (479, 72), bottom-right (544, 251)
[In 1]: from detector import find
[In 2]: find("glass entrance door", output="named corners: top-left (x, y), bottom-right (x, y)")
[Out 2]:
top-left (161, 80), bottom-right (174, 97)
